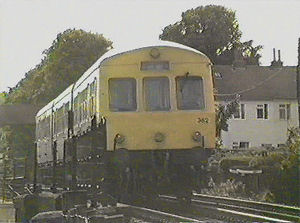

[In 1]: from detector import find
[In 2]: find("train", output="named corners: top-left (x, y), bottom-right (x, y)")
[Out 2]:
top-left (33, 41), bottom-right (215, 204)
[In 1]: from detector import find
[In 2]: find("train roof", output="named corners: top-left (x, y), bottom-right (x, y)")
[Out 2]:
top-left (36, 84), bottom-right (74, 118)
top-left (99, 40), bottom-right (209, 64)
top-left (72, 40), bottom-right (209, 91)
top-left (36, 41), bottom-right (208, 118)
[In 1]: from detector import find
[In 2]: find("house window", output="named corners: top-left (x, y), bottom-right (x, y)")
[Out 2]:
top-left (257, 104), bottom-right (268, 119)
top-left (262, 144), bottom-right (272, 148)
top-left (277, 144), bottom-right (285, 148)
top-left (232, 142), bottom-right (239, 149)
top-left (239, 142), bottom-right (249, 148)
top-left (233, 104), bottom-right (245, 119)
top-left (279, 104), bottom-right (290, 120)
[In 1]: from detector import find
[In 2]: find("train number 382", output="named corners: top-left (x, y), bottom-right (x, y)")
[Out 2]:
top-left (197, 117), bottom-right (209, 124)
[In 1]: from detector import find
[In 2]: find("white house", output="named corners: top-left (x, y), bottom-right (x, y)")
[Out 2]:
top-left (214, 62), bottom-right (299, 149)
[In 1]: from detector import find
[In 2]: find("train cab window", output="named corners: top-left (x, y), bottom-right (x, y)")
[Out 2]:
top-left (109, 78), bottom-right (137, 111)
top-left (144, 77), bottom-right (170, 111)
top-left (176, 76), bottom-right (205, 110)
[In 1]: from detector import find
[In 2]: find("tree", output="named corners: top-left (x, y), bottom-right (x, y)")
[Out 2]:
top-left (270, 128), bottom-right (300, 206)
top-left (159, 5), bottom-right (262, 65)
top-left (1, 29), bottom-right (112, 180)
top-left (5, 29), bottom-right (112, 104)
top-left (215, 96), bottom-right (239, 148)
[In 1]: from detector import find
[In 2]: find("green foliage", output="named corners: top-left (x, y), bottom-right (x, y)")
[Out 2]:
top-left (219, 156), bottom-right (252, 171)
top-left (160, 5), bottom-right (262, 65)
top-left (238, 40), bottom-right (263, 65)
top-left (217, 128), bottom-right (299, 206)
top-left (5, 29), bottom-right (112, 104)
top-left (0, 92), bottom-right (6, 104)
top-left (0, 93), bottom-right (7, 150)
top-left (1, 29), bottom-right (112, 179)
top-left (202, 178), bottom-right (246, 198)
top-left (271, 128), bottom-right (299, 206)
top-left (215, 96), bottom-right (239, 147)
top-left (248, 152), bottom-right (285, 168)
top-left (219, 151), bottom-right (287, 171)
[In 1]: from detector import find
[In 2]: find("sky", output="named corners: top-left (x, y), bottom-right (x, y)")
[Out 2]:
top-left (0, 0), bottom-right (299, 92)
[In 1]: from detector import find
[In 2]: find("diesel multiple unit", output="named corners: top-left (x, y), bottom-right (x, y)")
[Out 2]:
top-left (35, 41), bottom-right (216, 198)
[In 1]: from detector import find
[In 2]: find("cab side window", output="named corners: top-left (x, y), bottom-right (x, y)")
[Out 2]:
top-left (109, 78), bottom-right (137, 111)
top-left (176, 76), bottom-right (205, 110)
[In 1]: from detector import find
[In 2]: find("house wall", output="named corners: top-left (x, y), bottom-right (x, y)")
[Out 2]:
top-left (221, 100), bottom-right (299, 149)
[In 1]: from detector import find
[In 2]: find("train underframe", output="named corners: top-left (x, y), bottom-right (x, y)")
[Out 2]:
top-left (16, 124), bottom-right (212, 221)
top-left (37, 123), bottom-right (212, 201)
top-left (105, 147), bottom-right (212, 202)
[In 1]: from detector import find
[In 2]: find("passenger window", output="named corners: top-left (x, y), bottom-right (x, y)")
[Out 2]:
top-left (144, 77), bottom-right (170, 111)
top-left (176, 76), bottom-right (205, 110)
top-left (109, 78), bottom-right (137, 111)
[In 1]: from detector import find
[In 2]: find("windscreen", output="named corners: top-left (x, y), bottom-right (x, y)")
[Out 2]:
top-left (176, 76), bottom-right (205, 110)
top-left (109, 78), bottom-right (137, 111)
top-left (144, 77), bottom-right (170, 111)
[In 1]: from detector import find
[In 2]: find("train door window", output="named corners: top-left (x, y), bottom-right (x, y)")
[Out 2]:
top-left (57, 107), bottom-right (63, 133)
top-left (46, 116), bottom-right (50, 137)
top-left (79, 104), bottom-right (82, 123)
top-left (109, 78), bottom-right (137, 111)
top-left (64, 102), bottom-right (69, 130)
top-left (144, 77), bottom-right (170, 111)
top-left (176, 76), bottom-right (205, 110)
top-left (74, 96), bottom-right (79, 124)
top-left (53, 112), bottom-right (57, 134)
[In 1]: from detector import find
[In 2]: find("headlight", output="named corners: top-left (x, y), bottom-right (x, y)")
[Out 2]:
top-left (193, 131), bottom-right (203, 144)
top-left (115, 134), bottom-right (125, 144)
top-left (154, 132), bottom-right (165, 142)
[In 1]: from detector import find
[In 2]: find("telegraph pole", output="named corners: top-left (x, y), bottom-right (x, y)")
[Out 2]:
top-left (297, 38), bottom-right (300, 127)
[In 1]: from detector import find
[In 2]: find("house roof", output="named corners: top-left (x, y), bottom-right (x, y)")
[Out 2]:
top-left (214, 65), bottom-right (297, 101)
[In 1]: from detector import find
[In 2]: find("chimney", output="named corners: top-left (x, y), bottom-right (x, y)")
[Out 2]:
top-left (278, 50), bottom-right (283, 66)
top-left (271, 48), bottom-right (283, 67)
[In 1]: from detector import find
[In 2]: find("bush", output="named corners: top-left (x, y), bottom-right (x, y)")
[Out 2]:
top-left (202, 178), bottom-right (247, 198)
top-left (219, 156), bottom-right (252, 171)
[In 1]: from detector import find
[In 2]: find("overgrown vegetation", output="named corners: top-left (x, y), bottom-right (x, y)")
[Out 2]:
top-left (5, 29), bottom-right (112, 104)
top-left (1, 29), bottom-right (112, 179)
top-left (215, 96), bottom-right (239, 148)
top-left (209, 128), bottom-right (299, 206)
top-left (202, 178), bottom-right (247, 198)
top-left (160, 5), bottom-right (262, 65)
top-left (270, 128), bottom-right (299, 206)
